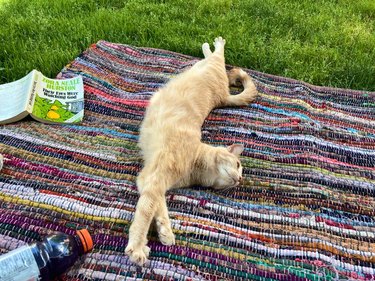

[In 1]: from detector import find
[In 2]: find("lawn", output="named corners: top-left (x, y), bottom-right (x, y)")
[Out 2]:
top-left (0, 0), bottom-right (374, 91)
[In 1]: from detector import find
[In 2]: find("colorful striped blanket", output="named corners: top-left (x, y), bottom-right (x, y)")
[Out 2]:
top-left (0, 40), bottom-right (374, 280)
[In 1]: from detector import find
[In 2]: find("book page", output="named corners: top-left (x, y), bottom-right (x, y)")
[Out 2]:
top-left (31, 74), bottom-right (84, 124)
top-left (0, 71), bottom-right (34, 124)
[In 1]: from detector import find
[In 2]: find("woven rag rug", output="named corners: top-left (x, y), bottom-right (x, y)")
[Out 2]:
top-left (0, 41), bottom-right (374, 281)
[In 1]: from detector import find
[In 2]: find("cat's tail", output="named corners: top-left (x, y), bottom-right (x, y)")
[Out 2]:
top-left (228, 68), bottom-right (258, 101)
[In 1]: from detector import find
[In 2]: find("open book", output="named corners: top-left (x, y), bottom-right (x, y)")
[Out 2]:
top-left (0, 70), bottom-right (84, 125)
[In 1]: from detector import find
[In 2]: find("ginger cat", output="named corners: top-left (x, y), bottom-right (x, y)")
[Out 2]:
top-left (125, 37), bottom-right (258, 265)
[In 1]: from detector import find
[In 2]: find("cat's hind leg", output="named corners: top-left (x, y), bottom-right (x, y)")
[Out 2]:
top-left (222, 68), bottom-right (258, 106)
top-left (197, 37), bottom-right (225, 68)
top-left (202, 42), bottom-right (212, 58)
top-left (202, 37), bottom-right (225, 58)
top-left (213, 36), bottom-right (226, 56)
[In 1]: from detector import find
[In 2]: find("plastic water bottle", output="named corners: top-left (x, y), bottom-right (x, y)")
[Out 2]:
top-left (0, 229), bottom-right (93, 281)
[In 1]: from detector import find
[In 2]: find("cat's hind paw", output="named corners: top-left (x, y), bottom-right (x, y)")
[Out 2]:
top-left (202, 42), bottom-right (212, 58)
top-left (214, 37), bottom-right (226, 48)
top-left (125, 244), bottom-right (150, 266)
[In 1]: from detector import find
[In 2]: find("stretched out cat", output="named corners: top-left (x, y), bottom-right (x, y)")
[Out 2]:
top-left (125, 37), bottom-right (258, 265)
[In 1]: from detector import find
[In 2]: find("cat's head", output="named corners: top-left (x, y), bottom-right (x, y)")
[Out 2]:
top-left (205, 144), bottom-right (244, 190)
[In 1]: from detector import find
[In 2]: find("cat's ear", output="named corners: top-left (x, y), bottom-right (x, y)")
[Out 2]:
top-left (227, 144), bottom-right (244, 157)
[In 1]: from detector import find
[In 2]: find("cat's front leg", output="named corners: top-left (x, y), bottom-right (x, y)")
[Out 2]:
top-left (155, 197), bottom-right (175, 246)
top-left (125, 190), bottom-right (161, 265)
top-left (126, 166), bottom-right (176, 265)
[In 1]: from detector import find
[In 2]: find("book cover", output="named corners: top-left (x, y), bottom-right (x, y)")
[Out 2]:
top-left (31, 75), bottom-right (84, 123)
top-left (0, 70), bottom-right (84, 125)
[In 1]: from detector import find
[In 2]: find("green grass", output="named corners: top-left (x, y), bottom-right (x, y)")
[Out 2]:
top-left (1, 0), bottom-right (375, 90)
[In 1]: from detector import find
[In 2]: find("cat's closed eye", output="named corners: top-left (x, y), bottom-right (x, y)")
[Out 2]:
top-left (237, 161), bottom-right (240, 168)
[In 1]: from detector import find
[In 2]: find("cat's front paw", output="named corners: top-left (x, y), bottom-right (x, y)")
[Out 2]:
top-left (125, 244), bottom-right (150, 266)
top-left (156, 218), bottom-right (176, 246)
top-left (158, 226), bottom-right (176, 246)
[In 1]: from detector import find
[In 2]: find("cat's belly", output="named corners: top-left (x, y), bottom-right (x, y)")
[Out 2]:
top-left (139, 126), bottom-right (201, 160)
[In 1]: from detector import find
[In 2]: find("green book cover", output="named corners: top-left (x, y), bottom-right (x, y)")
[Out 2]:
top-left (0, 70), bottom-right (84, 125)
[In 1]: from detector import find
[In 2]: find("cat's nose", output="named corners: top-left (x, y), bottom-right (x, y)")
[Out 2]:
top-left (239, 176), bottom-right (243, 183)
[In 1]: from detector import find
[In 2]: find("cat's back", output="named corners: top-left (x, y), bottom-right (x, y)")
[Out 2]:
top-left (138, 74), bottom-right (202, 154)
top-left (139, 58), bottom-right (228, 156)
top-left (143, 62), bottom-right (226, 126)
top-left (142, 69), bottom-right (213, 126)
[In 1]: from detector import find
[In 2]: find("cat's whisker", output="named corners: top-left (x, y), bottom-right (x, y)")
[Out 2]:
top-left (217, 185), bottom-right (237, 194)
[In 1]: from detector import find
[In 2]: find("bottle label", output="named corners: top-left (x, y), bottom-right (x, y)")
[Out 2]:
top-left (0, 245), bottom-right (40, 281)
